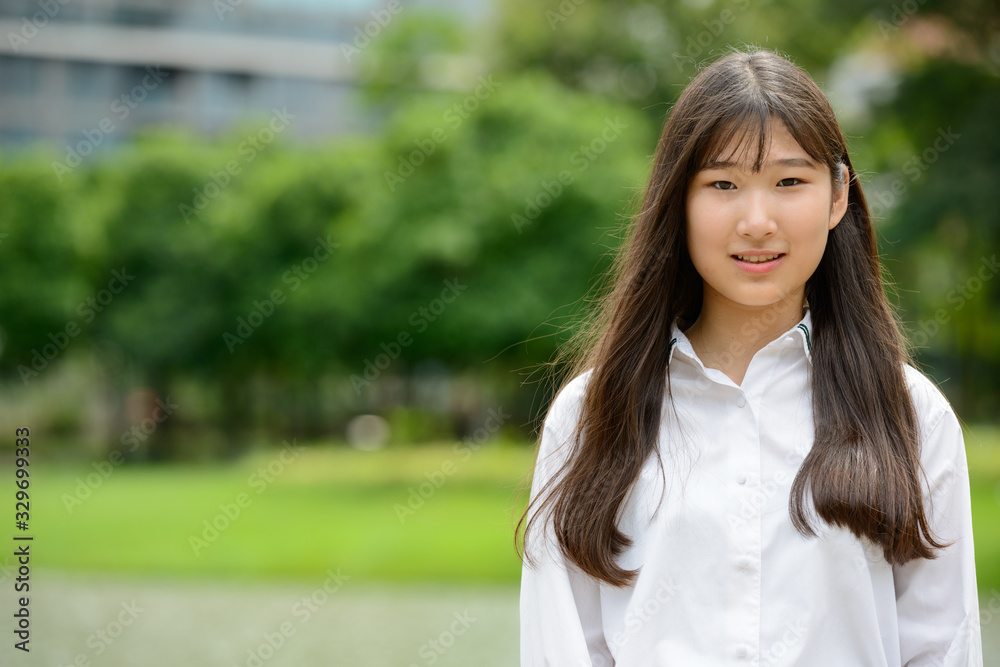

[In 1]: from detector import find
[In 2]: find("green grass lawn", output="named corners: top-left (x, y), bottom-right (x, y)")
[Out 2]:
top-left (15, 426), bottom-right (1000, 591)
top-left (966, 426), bottom-right (1000, 592)
top-left (28, 440), bottom-right (535, 583)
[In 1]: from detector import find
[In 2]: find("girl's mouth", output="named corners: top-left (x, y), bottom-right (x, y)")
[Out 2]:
top-left (732, 253), bottom-right (786, 273)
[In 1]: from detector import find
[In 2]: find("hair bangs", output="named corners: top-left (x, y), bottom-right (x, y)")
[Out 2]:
top-left (689, 101), bottom-right (840, 181)
top-left (692, 105), bottom-right (774, 175)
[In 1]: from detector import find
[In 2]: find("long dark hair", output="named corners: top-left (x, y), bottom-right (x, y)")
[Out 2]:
top-left (517, 46), bottom-right (949, 588)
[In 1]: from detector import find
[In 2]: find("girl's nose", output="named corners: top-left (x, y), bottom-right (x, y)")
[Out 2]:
top-left (737, 189), bottom-right (778, 237)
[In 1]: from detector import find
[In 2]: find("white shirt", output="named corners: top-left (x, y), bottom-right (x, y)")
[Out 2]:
top-left (520, 307), bottom-right (982, 666)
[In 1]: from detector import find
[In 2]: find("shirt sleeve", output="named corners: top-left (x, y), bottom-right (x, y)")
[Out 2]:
top-left (520, 412), bottom-right (615, 667)
top-left (892, 405), bottom-right (983, 666)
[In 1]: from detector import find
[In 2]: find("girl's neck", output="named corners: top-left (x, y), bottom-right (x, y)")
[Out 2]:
top-left (683, 293), bottom-right (808, 386)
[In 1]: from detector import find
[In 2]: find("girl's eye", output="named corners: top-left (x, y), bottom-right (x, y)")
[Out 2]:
top-left (708, 178), bottom-right (802, 190)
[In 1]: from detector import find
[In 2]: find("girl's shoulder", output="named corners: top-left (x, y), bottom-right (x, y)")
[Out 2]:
top-left (543, 369), bottom-right (594, 441)
top-left (904, 364), bottom-right (952, 417)
top-left (902, 363), bottom-right (957, 425)
top-left (533, 370), bottom-right (594, 474)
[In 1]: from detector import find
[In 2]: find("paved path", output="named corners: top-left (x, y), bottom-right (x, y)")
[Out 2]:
top-left (6, 569), bottom-right (998, 666)
top-left (9, 569), bottom-right (519, 667)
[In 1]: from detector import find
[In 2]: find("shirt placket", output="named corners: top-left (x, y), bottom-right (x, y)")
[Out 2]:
top-left (729, 368), bottom-right (763, 665)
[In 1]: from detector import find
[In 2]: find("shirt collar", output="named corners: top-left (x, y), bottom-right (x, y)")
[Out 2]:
top-left (668, 307), bottom-right (813, 366)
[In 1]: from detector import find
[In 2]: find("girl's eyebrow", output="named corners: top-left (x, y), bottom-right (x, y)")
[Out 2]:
top-left (701, 157), bottom-right (819, 171)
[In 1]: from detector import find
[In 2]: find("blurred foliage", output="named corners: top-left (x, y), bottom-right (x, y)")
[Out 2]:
top-left (0, 71), bottom-right (653, 458)
top-left (0, 0), bottom-right (998, 459)
top-left (356, 11), bottom-right (483, 106)
top-left (489, 0), bottom-right (998, 118)
top-left (871, 59), bottom-right (1000, 416)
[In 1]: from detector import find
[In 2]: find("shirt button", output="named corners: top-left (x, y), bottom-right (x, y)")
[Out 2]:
top-left (736, 395), bottom-right (747, 408)
top-left (735, 644), bottom-right (749, 659)
top-left (737, 473), bottom-right (747, 485)
top-left (737, 556), bottom-right (752, 570)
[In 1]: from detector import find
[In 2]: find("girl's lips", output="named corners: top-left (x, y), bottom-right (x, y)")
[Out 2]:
top-left (732, 253), bottom-right (786, 273)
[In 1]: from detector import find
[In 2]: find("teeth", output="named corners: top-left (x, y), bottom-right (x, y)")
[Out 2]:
top-left (736, 254), bottom-right (780, 263)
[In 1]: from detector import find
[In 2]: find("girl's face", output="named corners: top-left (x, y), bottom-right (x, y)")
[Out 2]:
top-left (684, 121), bottom-right (849, 312)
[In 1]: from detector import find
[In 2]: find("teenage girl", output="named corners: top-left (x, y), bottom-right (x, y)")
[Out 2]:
top-left (518, 47), bottom-right (981, 666)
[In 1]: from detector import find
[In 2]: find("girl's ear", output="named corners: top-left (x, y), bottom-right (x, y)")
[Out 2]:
top-left (829, 164), bottom-right (849, 230)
